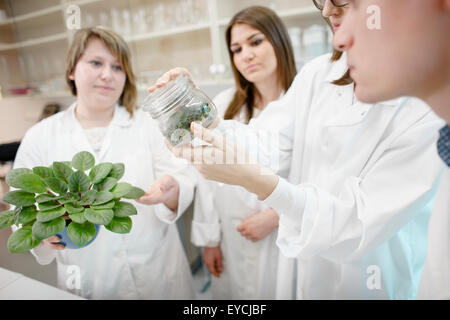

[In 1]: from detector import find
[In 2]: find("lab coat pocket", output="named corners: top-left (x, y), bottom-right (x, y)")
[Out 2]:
top-left (322, 104), bottom-right (395, 179)
top-left (321, 105), bottom-right (377, 174)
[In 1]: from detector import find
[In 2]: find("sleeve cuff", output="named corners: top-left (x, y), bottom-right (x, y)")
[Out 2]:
top-left (190, 221), bottom-right (221, 247)
top-left (263, 177), bottom-right (306, 214)
top-left (262, 177), bottom-right (307, 231)
top-left (30, 242), bottom-right (57, 265)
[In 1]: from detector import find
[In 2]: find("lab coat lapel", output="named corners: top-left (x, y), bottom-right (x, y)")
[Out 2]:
top-left (323, 57), bottom-right (404, 128)
top-left (321, 55), bottom-right (372, 127)
top-left (65, 103), bottom-right (133, 162)
top-left (97, 104), bottom-right (133, 161)
top-left (66, 103), bottom-right (97, 157)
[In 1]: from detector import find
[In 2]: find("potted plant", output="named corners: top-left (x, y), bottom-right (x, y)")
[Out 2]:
top-left (0, 151), bottom-right (145, 253)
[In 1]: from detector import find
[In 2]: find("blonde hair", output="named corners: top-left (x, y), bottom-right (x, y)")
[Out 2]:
top-left (65, 26), bottom-right (137, 116)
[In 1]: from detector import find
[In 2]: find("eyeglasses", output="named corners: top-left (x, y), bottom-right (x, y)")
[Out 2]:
top-left (312, 0), bottom-right (349, 10)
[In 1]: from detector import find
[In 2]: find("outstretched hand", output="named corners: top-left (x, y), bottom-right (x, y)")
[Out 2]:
top-left (137, 174), bottom-right (180, 212)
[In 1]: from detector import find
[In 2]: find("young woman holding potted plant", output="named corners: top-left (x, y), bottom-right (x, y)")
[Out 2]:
top-left (10, 26), bottom-right (197, 300)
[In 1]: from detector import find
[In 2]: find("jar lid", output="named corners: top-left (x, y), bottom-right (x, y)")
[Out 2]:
top-left (141, 74), bottom-right (191, 119)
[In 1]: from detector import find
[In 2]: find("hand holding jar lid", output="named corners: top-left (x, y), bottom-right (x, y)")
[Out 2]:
top-left (143, 68), bottom-right (219, 146)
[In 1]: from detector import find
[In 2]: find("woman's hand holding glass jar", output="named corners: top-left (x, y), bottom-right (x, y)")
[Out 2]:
top-left (165, 121), bottom-right (279, 201)
top-left (147, 67), bottom-right (279, 200)
top-left (145, 68), bottom-right (220, 133)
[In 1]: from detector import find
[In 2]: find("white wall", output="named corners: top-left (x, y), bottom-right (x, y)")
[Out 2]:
top-left (0, 95), bottom-right (76, 144)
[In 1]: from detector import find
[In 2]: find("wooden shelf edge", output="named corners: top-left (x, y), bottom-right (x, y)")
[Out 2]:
top-left (0, 32), bottom-right (68, 51)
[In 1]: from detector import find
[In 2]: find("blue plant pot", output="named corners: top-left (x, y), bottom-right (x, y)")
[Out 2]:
top-left (57, 224), bottom-right (100, 249)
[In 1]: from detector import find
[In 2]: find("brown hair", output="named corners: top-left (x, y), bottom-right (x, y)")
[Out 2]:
top-left (224, 6), bottom-right (297, 122)
top-left (65, 26), bottom-right (137, 116)
top-left (39, 103), bottom-right (61, 121)
top-left (323, 18), bottom-right (353, 86)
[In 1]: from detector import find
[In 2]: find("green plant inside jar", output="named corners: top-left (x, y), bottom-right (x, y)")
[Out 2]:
top-left (0, 151), bottom-right (145, 253)
top-left (142, 73), bottom-right (218, 147)
top-left (164, 102), bottom-right (212, 146)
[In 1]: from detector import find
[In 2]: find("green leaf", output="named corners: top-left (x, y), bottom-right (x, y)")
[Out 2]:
top-left (111, 182), bottom-right (132, 199)
top-left (89, 163), bottom-right (113, 184)
top-left (14, 173), bottom-right (48, 194)
top-left (65, 202), bottom-right (84, 214)
top-left (78, 190), bottom-right (97, 205)
top-left (68, 171), bottom-right (90, 193)
top-left (22, 220), bottom-right (36, 228)
top-left (16, 206), bottom-right (38, 225)
top-left (32, 167), bottom-right (54, 179)
top-left (109, 163), bottom-right (125, 180)
top-left (36, 206), bottom-right (66, 222)
top-left (32, 217), bottom-right (66, 240)
top-left (7, 227), bottom-right (41, 254)
top-left (5, 168), bottom-right (33, 188)
top-left (52, 162), bottom-right (73, 183)
top-left (92, 191), bottom-right (114, 205)
top-left (3, 190), bottom-right (36, 207)
top-left (84, 208), bottom-right (114, 225)
top-left (123, 186), bottom-right (146, 199)
top-left (44, 177), bottom-right (68, 195)
top-left (68, 211), bottom-right (86, 224)
top-left (67, 221), bottom-right (96, 247)
top-left (105, 216), bottom-right (132, 234)
top-left (0, 210), bottom-right (15, 229)
top-left (94, 177), bottom-right (117, 192)
top-left (72, 151), bottom-right (95, 171)
top-left (91, 200), bottom-right (115, 210)
top-left (35, 194), bottom-right (59, 203)
top-left (58, 196), bottom-right (74, 204)
top-left (38, 200), bottom-right (61, 212)
top-left (13, 207), bottom-right (21, 224)
top-left (113, 201), bottom-right (137, 217)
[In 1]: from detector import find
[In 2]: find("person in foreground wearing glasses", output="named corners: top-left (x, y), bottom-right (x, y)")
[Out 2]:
top-left (150, 1), bottom-right (444, 299)
top-left (333, 0), bottom-right (450, 299)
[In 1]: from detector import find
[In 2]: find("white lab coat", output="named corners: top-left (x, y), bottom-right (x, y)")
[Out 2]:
top-left (192, 88), bottom-right (280, 299)
top-left (418, 167), bottom-right (450, 299)
top-left (13, 103), bottom-right (196, 299)
top-left (217, 53), bottom-right (445, 299)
